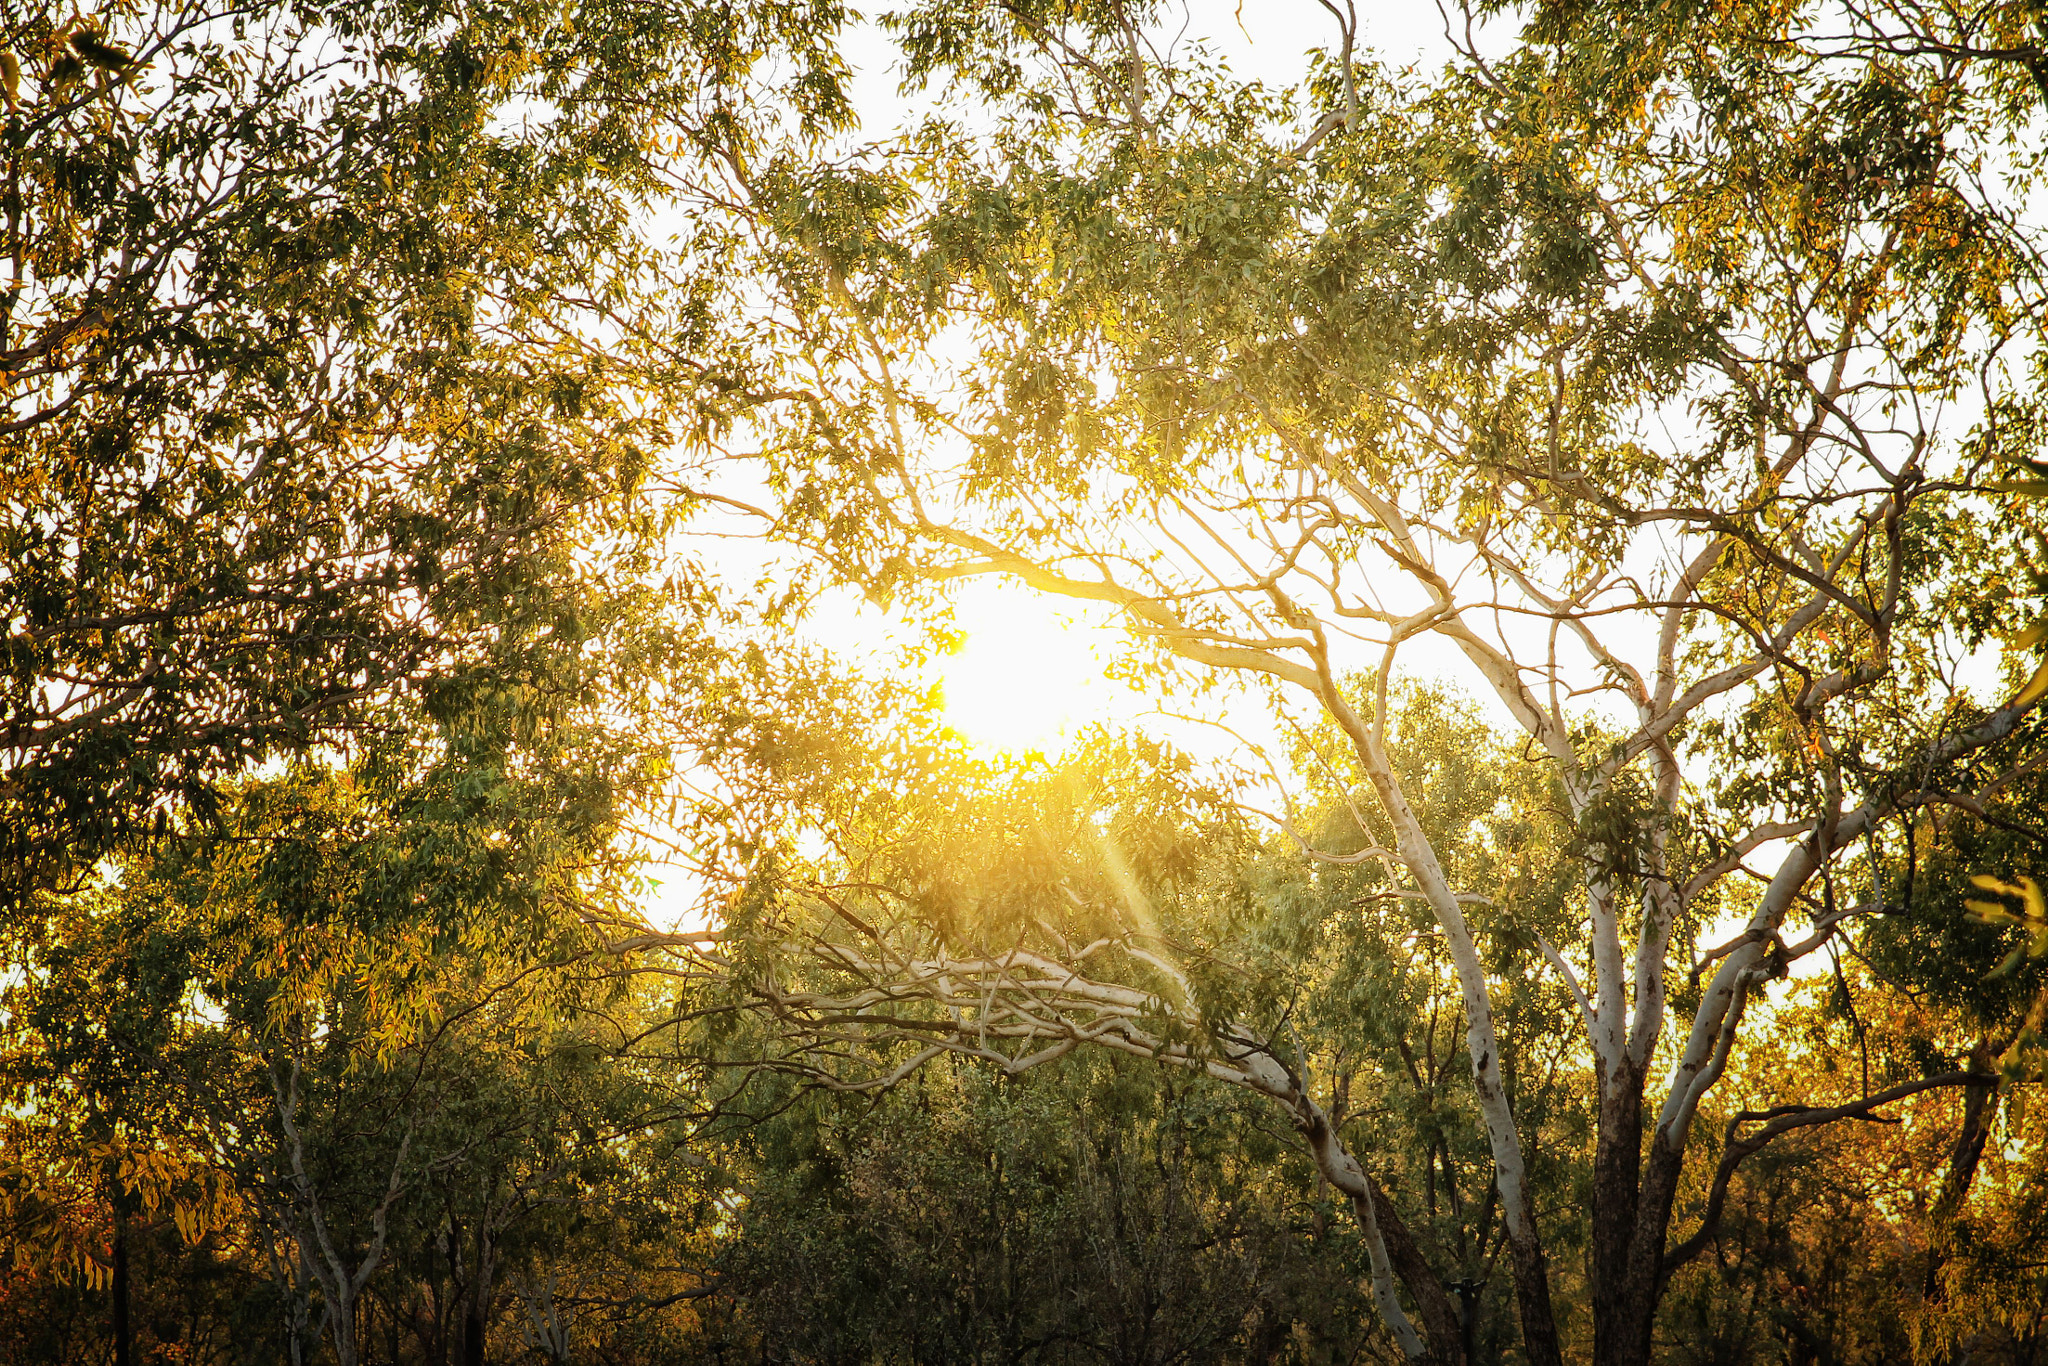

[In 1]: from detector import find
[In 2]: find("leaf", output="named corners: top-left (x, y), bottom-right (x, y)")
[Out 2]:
top-left (1965, 898), bottom-right (2017, 925)
top-left (69, 31), bottom-right (134, 73)
top-left (2018, 657), bottom-right (2048, 707)
top-left (1967, 874), bottom-right (2048, 974)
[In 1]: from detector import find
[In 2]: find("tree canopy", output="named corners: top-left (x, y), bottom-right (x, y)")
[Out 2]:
top-left (5, 2), bottom-right (2048, 1364)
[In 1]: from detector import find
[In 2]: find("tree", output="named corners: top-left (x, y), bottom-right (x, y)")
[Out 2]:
top-left (8, 1), bottom-right (2047, 1360)
top-left (701, 1052), bottom-right (1385, 1365)
top-left (639, 4), bottom-right (2048, 1363)
top-left (2, 730), bottom-right (734, 1365)
top-left (0, 885), bottom-right (240, 1366)
top-left (694, 687), bottom-right (1598, 1362)
top-left (0, 3), bottom-right (845, 1351)
top-left (0, 0), bottom-right (846, 910)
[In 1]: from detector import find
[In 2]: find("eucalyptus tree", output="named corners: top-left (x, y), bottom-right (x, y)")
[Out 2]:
top-left (704, 1052), bottom-right (1386, 1366)
top-left (0, 0), bottom-right (850, 914)
top-left (687, 685), bottom-right (1591, 1363)
top-left (642, 4), bottom-right (2048, 1364)
top-left (0, 2), bottom-right (847, 1344)
top-left (2, 719), bottom-right (733, 1366)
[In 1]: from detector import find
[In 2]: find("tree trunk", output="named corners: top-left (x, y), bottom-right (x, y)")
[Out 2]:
top-left (328, 1290), bottom-right (361, 1366)
top-left (1602, 1132), bottom-right (1691, 1366)
top-left (1264, 1059), bottom-right (1460, 1364)
top-left (111, 1212), bottom-right (132, 1366)
top-left (1364, 1180), bottom-right (1467, 1366)
top-left (1590, 1061), bottom-right (1648, 1366)
top-left (1504, 1208), bottom-right (1564, 1366)
top-left (463, 1299), bottom-right (488, 1366)
top-left (1924, 1078), bottom-right (1997, 1299)
top-left (1329, 697), bottom-right (1564, 1366)
top-left (288, 1286), bottom-right (309, 1366)
top-left (462, 1217), bottom-right (497, 1366)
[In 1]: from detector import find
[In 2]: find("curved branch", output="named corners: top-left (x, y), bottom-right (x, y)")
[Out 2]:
top-left (1661, 1071), bottom-right (1996, 1277)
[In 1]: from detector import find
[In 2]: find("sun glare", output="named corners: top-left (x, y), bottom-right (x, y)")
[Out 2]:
top-left (938, 584), bottom-right (1136, 754)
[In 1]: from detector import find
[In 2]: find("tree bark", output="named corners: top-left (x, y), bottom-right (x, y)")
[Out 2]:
top-left (1319, 681), bottom-right (1565, 1366)
top-left (1924, 1078), bottom-right (1997, 1299)
top-left (1253, 1054), bottom-right (1455, 1364)
top-left (1599, 1130), bottom-right (1694, 1366)
top-left (326, 1288), bottom-right (361, 1366)
top-left (1365, 1180), bottom-right (1467, 1366)
top-left (1590, 1060), bottom-right (1648, 1366)
top-left (111, 1212), bottom-right (132, 1366)
top-left (1934, 1078), bottom-right (1996, 1222)
top-left (1504, 1202), bottom-right (1565, 1366)
top-left (462, 1211), bottom-right (498, 1366)
top-left (463, 1300), bottom-right (488, 1366)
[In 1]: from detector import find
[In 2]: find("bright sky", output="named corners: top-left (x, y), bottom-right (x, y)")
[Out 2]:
top-left (822, 0), bottom-right (1509, 756)
top-left (837, 0), bottom-right (1486, 123)
top-left (692, 2), bottom-right (1498, 770)
top-left (934, 581), bottom-right (1134, 754)
top-left (635, 580), bottom-right (1191, 930)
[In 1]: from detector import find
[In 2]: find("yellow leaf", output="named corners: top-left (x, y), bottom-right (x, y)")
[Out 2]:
top-left (1966, 898), bottom-right (2017, 924)
top-left (2020, 876), bottom-right (2046, 923)
top-left (2019, 657), bottom-right (2048, 707)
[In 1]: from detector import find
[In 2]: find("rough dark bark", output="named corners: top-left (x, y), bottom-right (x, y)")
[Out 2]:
top-left (461, 1213), bottom-right (499, 1366)
top-left (1589, 1061), bottom-right (1647, 1366)
top-left (1367, 1180), bottom-right (1468, 1366)
top-left (1290, 1097), bottom-right (1457, 1363)
top-left (1934, 1078), bottom-right (1997, 1221)
top-left (1615, 1132), bottom-right (1692, 1366)
top-left (111, 1212), bottom-right (132, 1366)
top-left (1504, 1203), bottom-right (1566, 1366)
top-left (1924, 1078), bottom-right (1998, 1299)
top-left (462, 1300), bottom-right (488, 1366)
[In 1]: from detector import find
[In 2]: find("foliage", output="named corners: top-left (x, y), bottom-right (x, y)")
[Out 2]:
top-left (0, 0), bottom-right (845, 911)
top-left (5, 1), bottom-right (2048, 1364)
top-left (702, 1057), bottom-right (1383, 1365)
top-left (635, 2), bottom-right (2048, 1364)
top-left (1, 748), bottom-right (722, 1363)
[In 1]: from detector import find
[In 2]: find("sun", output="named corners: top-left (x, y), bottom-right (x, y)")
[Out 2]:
top-left (937, 582), bottom-right (1137, 753)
